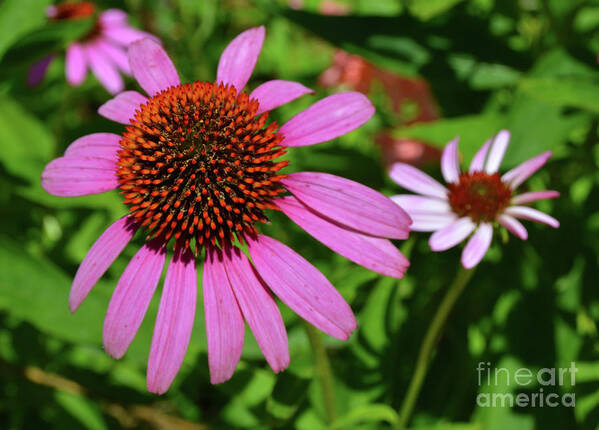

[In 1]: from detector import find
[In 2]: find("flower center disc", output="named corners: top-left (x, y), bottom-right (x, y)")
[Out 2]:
top-left (51, 2), bottom-right (102, 41)
top-left (447, 172), bottom-right (512, 222)
top-left (117, 82), bottom-right (288, 253)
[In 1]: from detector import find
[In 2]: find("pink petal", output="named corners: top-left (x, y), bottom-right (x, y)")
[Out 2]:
top-left (65, 43), bottom-right (87, 86)
top-left (202, 247), bottom-right (245, 384)
top-left (147, 248), bottom-right (197, 394)
top-left (484, 130), bottom-right (510, 174)
top-left (441, 137), bottom-right (460, 183)
top-left (497, 214), bottom-right (528, 240)
top-left (504, 206), bottom-right (560, 228)
top-left (250, 80), bottom-right (313, 115)
top-left (461, 223), bottom-right (493, 269)
top-left (279, 92), bottom-right (374, 147)
top-left (95, 39), bottom-right (131, 74)
top-left (389, 163), bottom-right (448, 200)
top-left (469, 138), bottom-right (491, 173)
top-left (501, 151), bottom-right (553, 189)
top-left (224, 247), bottom-right (289, 373)
top-left (103, 26), bottom-right (155, 46)
top-left (28, 54), bottom-right (54, 86)
top-left (103, 242), bottom-right (166, 359)
top-left (69, 217), bottom-right (138, 312)
top-left (390, 195), bottom-right (455, 232)
top-left (41, 156), bottom-right (118, 197)
top-left (98, 91), bottom-right (147, 124)
top-left (98, 9), bottom-right (128, 28)
top-left (408, 213), bottom-right (457, 232)
top-left (428, 217), bottom-right (475, 251)
top-left (512, 190), bottom-right (560, 205)
top-left (64, 133), bottom-right (122, 158)
top-left (282, 172), bottom-right (411, 239)
top-left (85, 44), bottom-right (124, 94)
top-left (128, 38), bottom-right (179, 96)
top-left (248, 235), bottom-right (356, 340)
top-left (276, 196), bottom-right (409, 278)
top-left (216, 26), bottom-right (265, 92)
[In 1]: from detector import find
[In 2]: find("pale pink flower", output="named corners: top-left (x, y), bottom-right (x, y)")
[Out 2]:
top-left (28, 2), bottom-right (154, 94)
top-left (390, 130), bottom-right (559, 268)
top-left (41, 27), bottom-right (411, 394)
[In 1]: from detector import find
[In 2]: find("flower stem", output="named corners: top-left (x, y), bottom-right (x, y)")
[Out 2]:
top-left (303, 322), bottom-right (337, 425)
top-left (397, 265), bottom-right (476, 429)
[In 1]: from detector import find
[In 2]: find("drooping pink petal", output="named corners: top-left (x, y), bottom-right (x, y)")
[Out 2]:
top-left (279, 92), bottom-right (374, 147)
top-left (512, 190), bottom-right (560, 205)
top-left (504, 206), bottom-right (560, 228)
top-left (390, 195), bottom-right (456, 231)
top-left (248, 235), bottom-right (356, 340)
top-left (461, 222), bottom-right (493, 268)
top-left (389, 163), bottom-right (448, 200)
top-left (95, 39), bottom-right (131, 74)
top-left (69, 217), bottom-right (138, 312)
top-left (103, 242), bottom-right (166, 359)
top-left (497, 214), bottom-right (528, 240)
top-left (484, 130), bottom-right (510, 174)
top-left (41, 156), bottom-right (118, 197)
top-left (407, 213), bottom-right (457, 232)
top-left (441, 137), bottom-right (460, 183)
top-left (147, 248), bottom-right (197, 394)
top-left (103, 25), bottom-right (155, 46)
top-left (128, 38), bottom-right (180, 96)
top-left (223, 247), bottom-right (289, 373)
top-left (28, 54), bottom-right (54, 86)
top-left (98, 9), bottom-right (128, 28)
top-left (250, 80), bottom-right (313, 115)
top-left (202, 247), bottom-right (245, 384)
top-left (64, 133), bottom-right (121, 159)
top-left (469, 138), bottom-right (491, 173)
top-left (428, 217), bottom-right (476, 251)
top-left (85, 44), bottom-right (124, 94)
top-left (65, 43), bottom-right (87, 86)
top-left (98, 91), bottom-right (147, 124)
top-left (277, 196), bottom-right (409, 278)
top-left (282, 172), bottom-right (410, 239)
top-left (216, 26), bottom-right (265, 92)
top-left (501, 151), bottom-right (553, 189)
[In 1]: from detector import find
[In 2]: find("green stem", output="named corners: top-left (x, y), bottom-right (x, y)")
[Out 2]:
top-left (397, 266), bottom-right (476, 430)
top-left (304, 322), bottom-right (337, 425)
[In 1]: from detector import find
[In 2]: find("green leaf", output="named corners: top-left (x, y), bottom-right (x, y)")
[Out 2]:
top-left (519, 77), bottom-right (599, 114)
top-left (332, 403), bottom-right (399, 429)
top-left (0, 0), bottom-right (50, 60)
top-left (408, 0), bottom-right (465, 21)
top-left (54, 391), bottom-right (108, 430)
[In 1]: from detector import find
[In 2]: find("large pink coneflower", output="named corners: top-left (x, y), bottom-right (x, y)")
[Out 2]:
top-left (390, 130), bottom-right (559, 268)
top-left (41, 26), bottom-right (411, 394)
top-left (28, 2), bottom-right (154, 94)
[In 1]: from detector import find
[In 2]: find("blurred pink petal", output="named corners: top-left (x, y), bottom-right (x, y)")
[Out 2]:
top-left (504, 206), bottom-right (560, 228)
top-left (429, 217), bottom-right (475, 251)
top-left (95, 39), bottom-right (131, 74)
top-left (461, 223), bottom-right (492, 268)
top-left (441, 137), bottom-right (460, 183)
top-left (217, 26), bottom-right (265, 92)
top-left (497, 214), bottom-right (528, 240)
top-left (65, 43), bottom-right (87, 86)
top-left (484, 130), bottom-right (510, 174)
top-left (502, 151), bottom-right (553, 189)
top-left (469, 138), bottom-right (491, 173)
top-left (512, 190), bottom-right (560, 205)
top-left (250, 80), bottom-right (313, 115)
top-left (86, 44), bottom-right (124, 94)
top-left (389, 163), bottom-right (448, 200)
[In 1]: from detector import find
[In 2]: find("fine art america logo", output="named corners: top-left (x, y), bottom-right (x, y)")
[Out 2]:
top-left (476, 362), bottom-right (577, 408)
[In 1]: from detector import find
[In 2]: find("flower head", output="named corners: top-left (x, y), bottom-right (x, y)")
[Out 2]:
top-left (41, 27), bottom-right (411, 393)
top-left (28, 2), bottom-right (154, 93)
top-left (390, 131), bottom-right (559, 269)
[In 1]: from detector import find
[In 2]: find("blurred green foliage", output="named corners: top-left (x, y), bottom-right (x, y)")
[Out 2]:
top-left (0, 0), bottom-right (598, 429)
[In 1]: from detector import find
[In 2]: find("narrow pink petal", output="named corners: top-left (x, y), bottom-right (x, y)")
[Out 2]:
top-left (65, 133), bottom-right (121, 159)
top-left (248, 235), bottom-right (356, 340)
top-left (85, 44), bottom-right (124, 94)
top-left (250, 80), bottom-right (313, 114)
top-left (103, 242), bottom-right (166, 359)
top-left (276, 196), bottom-right (409, 278)
top-left (408, 213), bottom-right (457, 232)
top-left (98, 9), bottom-right (128, 28)
top-left (69, 217), bottom-right (138, 312)
top-left (504, 206), bottom-right (560, 228)
top-left (501, 151), bottom-right (553, 189)
top-left (497, 214), bottom-right (528, 240)
top-left (65, 43), bottom-right (87, 86)
top-left (128, 38), bottom-right (180, 96)
top-left (28, 54), bottom-right (54, 86)
top-left (95, 39), bottom-right (131, 74)
top-left (202, 247), bottom-right (245, 384)
top-left (484, 130), bottom-right (510, 174)
top-left (279, 92), bottom-right (374, 147)
top-left (512, 190), bottom-right (560, 205)
top-left (461, 223), bottom-right (493, 269)
top-left (98, 91), bottom-right (147, 124)
top-left (147, 248), bottom-right (197, 394)
top-left (103, 26), bottom-right (155, 46)
top-left (441, 137), bottom-right (460, 183)
top-left (224, 247), bottom-right (289, 373)
top-left (216, 26), bottom-right (265, 92)
top-left (389, 163), bottom-right (448, 200)
top-left (41, 156), bottom-right (118, 197)
top-left (469, 138), bottom-right (491, 173)
top-left (428, 217), bottom-right (475, 251)
top-left (282, 172), bottom-right (411, 239)
top-left (390, 195), bottom-right (451, 214)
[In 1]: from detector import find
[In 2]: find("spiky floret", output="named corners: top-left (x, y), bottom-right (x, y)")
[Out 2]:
top-left (447, 172), bottom-right (512, 223)
top-left (117, 82), bottom-right (288, 254)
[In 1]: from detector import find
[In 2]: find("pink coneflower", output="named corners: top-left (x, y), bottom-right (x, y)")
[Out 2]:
top-left (390, 130), bottom-right (559, 269)
top-left (41, 26), bottom-right (411, 394)
top-left (28, 2), bottom-right (153, 94)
